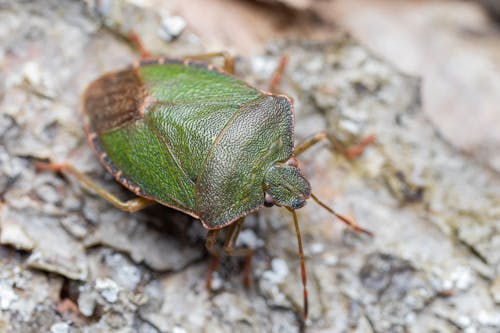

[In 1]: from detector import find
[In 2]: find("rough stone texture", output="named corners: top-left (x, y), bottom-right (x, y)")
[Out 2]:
top-left (328, 0), bottom-right (500, 173)
top-left (0, 1), bottom-right (499, 332)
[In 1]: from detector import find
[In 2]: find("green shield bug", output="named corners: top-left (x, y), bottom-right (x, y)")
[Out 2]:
top-left (37, 52), bottom-right (372, 319)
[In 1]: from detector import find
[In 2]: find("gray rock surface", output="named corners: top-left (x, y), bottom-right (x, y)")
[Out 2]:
top-left (0, 1), bottom-right (499, 332)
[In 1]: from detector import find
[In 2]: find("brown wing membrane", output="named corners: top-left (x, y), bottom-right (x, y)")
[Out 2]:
top-left (83, 69), bottom-right (147, 134)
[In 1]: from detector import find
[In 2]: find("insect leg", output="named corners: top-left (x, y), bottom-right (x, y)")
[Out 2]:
top-left (222, 218), bottom-right (254, 287)
top-left (35, 162), bottom-right (156, 212)
top-left (125, 29), bottom-right (235, 71)
top-left (205, 229), bottom-right (221, 290)
top-left (268, 55), bottom-right (288, 93)
top-left (127, 31), bottom-right (152, 59)
top-left (183, 52), bottom-right (235, 74)
top-left (295, 131), bottom-right (375, 159)
top-left (341, 134), bottom-right (376, 159)
top-left (294, 131), bottom-right (328, 157)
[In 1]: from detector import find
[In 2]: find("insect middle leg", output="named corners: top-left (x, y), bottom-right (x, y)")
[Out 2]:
top-left (128, 31), bottom-right (152, 59)
top-left (35, 162), bottom-right (156, 212)
top-left (183, 52), bottom-right (235, 74)
top-left (126, 31), bottom-right (235, 73)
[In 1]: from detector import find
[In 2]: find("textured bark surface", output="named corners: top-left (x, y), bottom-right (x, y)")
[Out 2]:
top-left (0, 1), bottom-right (499, 332)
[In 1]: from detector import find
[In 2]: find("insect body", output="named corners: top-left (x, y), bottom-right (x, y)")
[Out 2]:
top-left (83, 59), bottom-right (310, 229)
top-left (38, 55), bottom-right (371, 319)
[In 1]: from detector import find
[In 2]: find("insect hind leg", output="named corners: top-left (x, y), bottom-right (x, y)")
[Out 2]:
top-left (35, 161), bottom-right (156, 212)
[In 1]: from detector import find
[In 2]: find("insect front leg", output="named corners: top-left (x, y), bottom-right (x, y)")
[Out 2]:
top-left (294, 131), bottom-right (329, 157)
top-left (222, 218), bottom-right (253, 287)
top-left (295, 131), bottom-right (376, 159)
top-left (35, 161), bottom-right (156, 212)
top-left (204, 218), bottom-right (253, 290)
top-left (205, 229), bottom-right (221, 290)
top-left (268, 55), bottom-right (288, 94)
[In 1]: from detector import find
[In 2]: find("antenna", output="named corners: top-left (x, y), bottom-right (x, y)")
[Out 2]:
top-left (310, 193), bottom-right (373, 237)
top-left (286, 207), bottom-right (309, 319)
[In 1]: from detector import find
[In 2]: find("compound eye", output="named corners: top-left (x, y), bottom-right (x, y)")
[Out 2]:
top-left (264, 193), bottom-right (274, 207)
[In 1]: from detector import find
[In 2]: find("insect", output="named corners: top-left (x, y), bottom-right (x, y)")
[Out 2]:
top-left (37, 52), bottom-right (373, 319)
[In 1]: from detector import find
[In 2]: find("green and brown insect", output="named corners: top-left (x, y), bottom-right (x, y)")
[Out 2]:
top-left (38, 52), bottom-right (372, 319)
